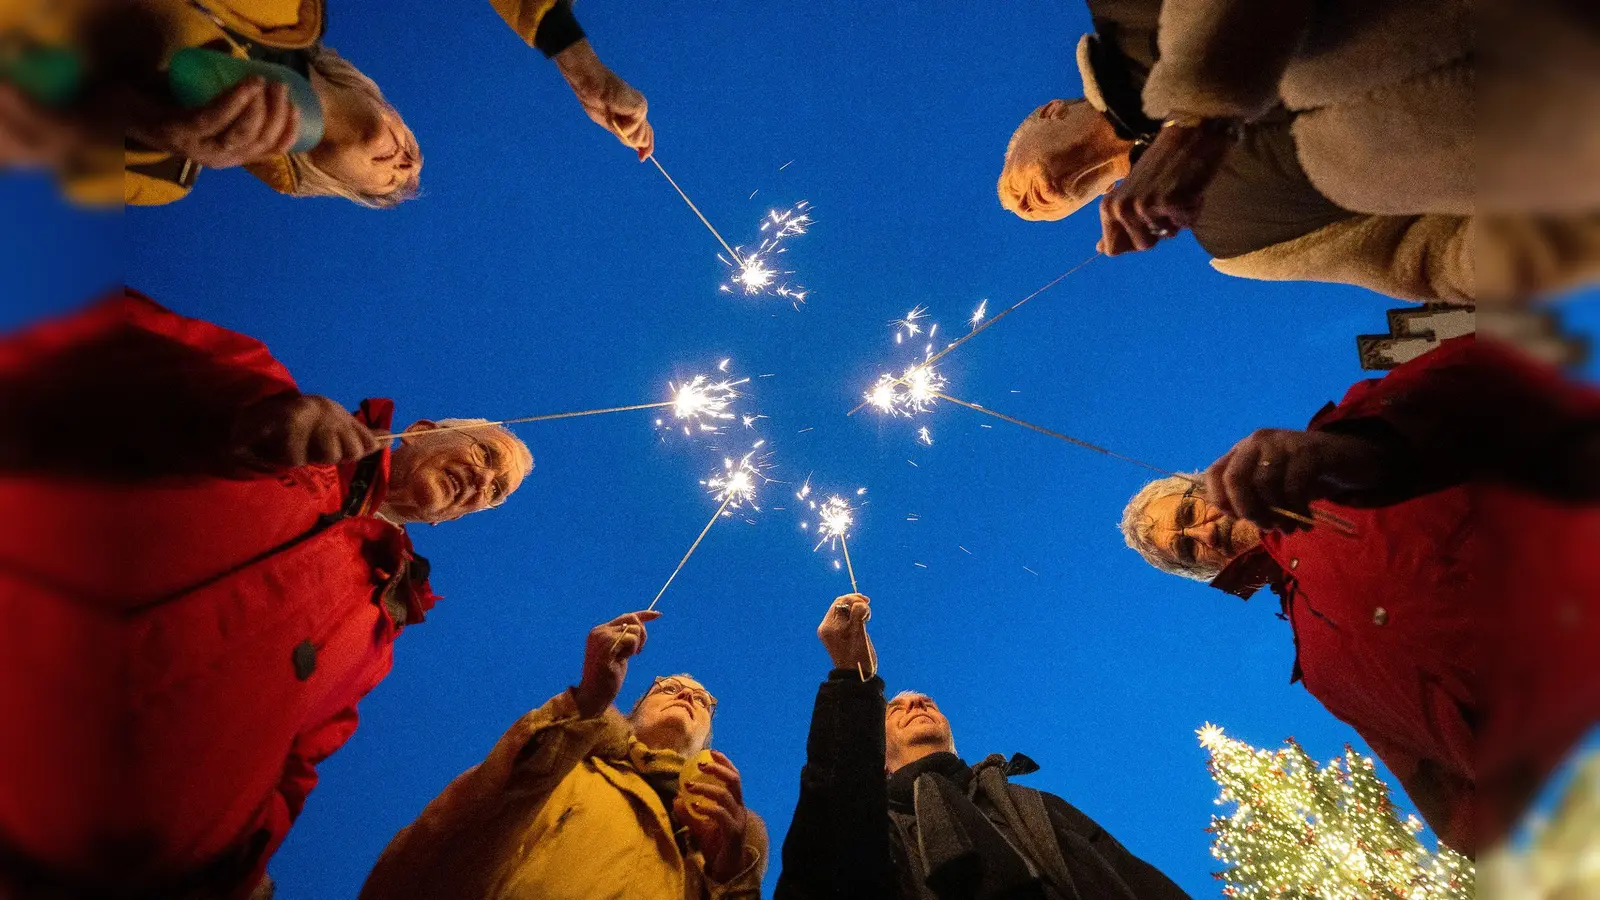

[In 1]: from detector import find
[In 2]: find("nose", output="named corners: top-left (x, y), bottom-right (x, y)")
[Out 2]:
top-left (1183, 521), bottom-right (1222, 551)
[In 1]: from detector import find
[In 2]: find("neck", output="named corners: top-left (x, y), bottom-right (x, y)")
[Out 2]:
top-left (887, 742), bottom-right (950, 774)
top-left (634, 723), bottom-right (695, 756)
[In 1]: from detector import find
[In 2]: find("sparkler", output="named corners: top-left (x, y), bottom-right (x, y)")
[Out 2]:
top-left (800, 481), bottom-right (874, 679)
top-left (646, 449), bottom-right (769, 612)
top-left (721, 201), bottom-right (812, 303)
top-left (373, 372), bottom-right (746, 443)
top-left (847, 251), bottom-right (1103, 416)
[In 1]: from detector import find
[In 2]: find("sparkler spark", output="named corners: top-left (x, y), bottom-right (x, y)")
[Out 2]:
top-left (812, 494), bottom-right (856, 552)
top-left (970, 299), bottom-right (988, 329)
top-left (703, 449), bottom-right (768, 511)
top-left (892, 306), bottom-right (929, 341)
top-left (668, 374), bottom-right (747, 435)
top-left (723, 201), bottom-right (812, 303)
top-left (917, 426), bottom-right (933, 445)
top-left (865, 364), bottom-right (948, 417)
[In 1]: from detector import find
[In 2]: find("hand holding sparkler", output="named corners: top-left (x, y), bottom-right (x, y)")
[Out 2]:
top-left (817, 594), bottom-right (876, 679)
top-left (575, 610), bottom-right (661, 717)
top-left (232, 394), bottom-right (380, 469)
top-left (554, 41), bottom-right (654, 160)
top-left (1204, 428), bottom-right (1392, 535)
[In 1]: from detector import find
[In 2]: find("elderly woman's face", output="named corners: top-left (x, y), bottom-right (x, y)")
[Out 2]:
top-left (384, 423), bottom-right (529, 523)
top-left (1143, 488), bottom-right (1261, 573)
top-left (309, 106), bottom-right (421, 198)
top-left (634, 676), bottom-right (715, 754)
top-left (999, 99), bottom-right (1125, 221)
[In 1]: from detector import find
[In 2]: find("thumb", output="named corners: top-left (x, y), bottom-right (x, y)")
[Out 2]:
top-left (849, 603), bottom-right (871, 627)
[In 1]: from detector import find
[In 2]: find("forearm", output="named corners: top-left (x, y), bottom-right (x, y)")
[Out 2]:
top-left (1317, 338), bottom-right (1600, 503)
top-left (778, 670), bottom-right (892, 897)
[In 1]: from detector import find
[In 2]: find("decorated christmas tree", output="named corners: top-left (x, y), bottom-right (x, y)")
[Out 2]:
top-left (1198, 723), bottom-right (1474, 899)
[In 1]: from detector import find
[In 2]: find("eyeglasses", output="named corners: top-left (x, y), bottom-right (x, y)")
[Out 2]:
top-left (648, 677), bottom-right (717, 713)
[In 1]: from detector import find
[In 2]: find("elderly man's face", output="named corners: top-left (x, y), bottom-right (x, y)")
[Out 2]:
top-left (384, 422), bottom-right (530, 523)
top-left (1143, 487), bottom-right (1262, 573)
top-left (999, 99), bottom-right (1129, 222)
top-left (885, 693), bottom-right (955, 772)
top-left (633, 676), bottom-right (715, 755)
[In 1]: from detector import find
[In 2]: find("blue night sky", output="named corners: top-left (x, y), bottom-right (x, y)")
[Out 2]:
top-left (5, 0), bottom-right (1583, 896)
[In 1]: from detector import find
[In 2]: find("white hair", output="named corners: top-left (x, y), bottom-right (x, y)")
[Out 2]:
top-left (286, 45), bottom-right (420, 209)
top-left (1120, 474), bottom-right (1218, 581)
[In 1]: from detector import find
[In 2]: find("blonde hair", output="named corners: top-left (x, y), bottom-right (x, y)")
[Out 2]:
top-left (287, 46), bottom-right (420, 209)
top-left (1120, 474), bottom-right (1218, 581)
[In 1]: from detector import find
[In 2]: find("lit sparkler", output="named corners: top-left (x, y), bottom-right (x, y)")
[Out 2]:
top-left (645, 447), bottom-right (771, 613)
top-left (800, 480), bottom-right (874, 680)
top-left (721, 200), bottom-right (812, 304)
top-left (848, 251), bottom-right (1104, 417)
top-left (376, 369), bottom-right (746, 443)
top-left (864, 363), bottom-right (948, 417)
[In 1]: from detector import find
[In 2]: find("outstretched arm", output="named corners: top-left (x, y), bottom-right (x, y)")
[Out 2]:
top-left (776, 594), bottom-right (895, 900)
top-left (487, 0), bottom-right (654, 158)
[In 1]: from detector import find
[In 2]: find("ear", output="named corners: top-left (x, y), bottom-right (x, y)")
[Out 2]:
top-left (398, 419), bottom-right (439, 447)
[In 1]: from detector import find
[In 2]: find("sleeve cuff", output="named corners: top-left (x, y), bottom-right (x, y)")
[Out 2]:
top-left (533, 0), bottom-right (586, 58)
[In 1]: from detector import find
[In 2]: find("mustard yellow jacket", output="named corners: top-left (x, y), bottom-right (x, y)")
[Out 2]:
top-left (125, 0), bottom-right (570, 206)
top-left (359, 690), bottom-right (768, 900)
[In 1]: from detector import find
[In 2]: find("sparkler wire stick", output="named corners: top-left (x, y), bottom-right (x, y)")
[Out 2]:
top-left (848, 251), bottom-right (1103, 416)
top-left (932, 391), bottom-right (1357, 535)
top-left (371, 401), bottom-right (674, 442)
top-left (839, 533), bottom-right (858, 594)
top-left (647, 489), bottom-right (737, 612)
top-left (650, 155), bottom-right (743, 266)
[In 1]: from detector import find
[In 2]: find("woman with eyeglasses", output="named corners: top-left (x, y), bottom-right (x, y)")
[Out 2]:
top-left (361, 610), bottom-right (768, 900)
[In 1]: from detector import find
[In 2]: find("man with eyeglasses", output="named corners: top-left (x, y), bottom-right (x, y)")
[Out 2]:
top-left (0, 289), bottom-right (533, 899)
top-left (1119, 335), bottom-right (1600, 855)
top-left (362, 610), bottom-right (767, 900)
top-left (775, 593), bottom-right (1189, 900)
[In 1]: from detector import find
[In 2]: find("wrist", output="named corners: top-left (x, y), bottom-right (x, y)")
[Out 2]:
top-left (570, 682), bottom-right (608, 718)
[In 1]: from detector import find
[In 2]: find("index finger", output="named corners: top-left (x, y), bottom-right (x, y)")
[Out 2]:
top-left (610, 610), bottom-right (662, 627)
top-left (1204, 452), bottom-right (1235, 520)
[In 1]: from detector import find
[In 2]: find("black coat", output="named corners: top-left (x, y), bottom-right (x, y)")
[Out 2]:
top-left (773, 670), bottom-right (1192, 900)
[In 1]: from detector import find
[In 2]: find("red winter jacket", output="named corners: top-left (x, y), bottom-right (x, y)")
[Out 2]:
top-left (0, 291), bottom-right (438, 898)
top-left (1211, 336), bottom-right (1600, 856)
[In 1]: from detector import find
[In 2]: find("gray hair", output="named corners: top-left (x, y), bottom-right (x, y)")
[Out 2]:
top-left (1120, 474), bottom-right (1217, 581)
top-left (286, 45), bottom-right (420, 209)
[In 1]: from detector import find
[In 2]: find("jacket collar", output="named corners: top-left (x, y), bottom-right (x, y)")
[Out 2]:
top-left (1075, 33), bottom-right (1162, 145)
top-left (1208, 545), bottom-right (1285, 599)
